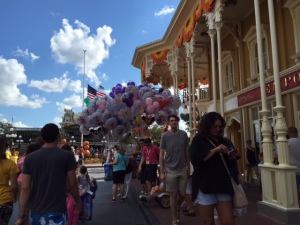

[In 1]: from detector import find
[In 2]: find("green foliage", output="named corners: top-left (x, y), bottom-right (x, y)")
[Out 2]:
top-left (0, 122), bottom-right (14, 135)
top-left (180, 108), bottom-right (203, 131)
top-left (149, 124), bottom-right (164, 143)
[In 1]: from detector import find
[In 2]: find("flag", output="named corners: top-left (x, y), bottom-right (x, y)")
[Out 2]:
top-left (87, 85), bottom-right (106, 99)
top-left (99, 85), bottom-right (105, 90)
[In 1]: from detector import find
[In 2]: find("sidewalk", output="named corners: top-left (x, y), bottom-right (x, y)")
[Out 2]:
top-left (131, 178), bottom-right (299, 225)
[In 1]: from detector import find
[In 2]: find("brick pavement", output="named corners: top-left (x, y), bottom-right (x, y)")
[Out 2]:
top-left (130, 176), bottom-right (299, 225)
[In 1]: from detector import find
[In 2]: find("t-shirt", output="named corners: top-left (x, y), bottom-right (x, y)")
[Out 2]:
top-left (142, 144), bottom-right (160, 164)
top-left (160, 130), bottom-right (189, 170)
top-left (0, 159), bottom-right (19, 205)
top-left (22, 147), bottom-right (77, 214)
top-left (288, 138), bottom-right (300, 175)
top-left (113, 152), bottom-right (127, 172)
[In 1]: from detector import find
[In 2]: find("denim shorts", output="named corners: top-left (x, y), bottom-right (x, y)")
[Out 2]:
top-left (194, 190), bottom-right (232, 205)
top-left (31, 212), bottom-right (66, 225)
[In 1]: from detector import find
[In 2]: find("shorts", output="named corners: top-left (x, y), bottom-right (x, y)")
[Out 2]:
top-left (165, 166), bottom-right (187, 193)
top-left (144, 164), bottom-right (158, 183)
top-left (296, 175), bottom-right (300, 189)
top-left (112, 170), bottom-right (126, 184)
top-left (186, 176), bottom-right (192, 195)
top-left (194, 190), bottom-right (232, 205)
top-left (0, 201), bottom-right (13, 224)
top-left (138, 165), bottom-right (146, 184)
top-left (31, 212), bottom-right (66, 225)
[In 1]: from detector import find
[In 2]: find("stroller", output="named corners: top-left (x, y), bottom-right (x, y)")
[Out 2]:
top-left (139, 182), bottom-right (170, 208)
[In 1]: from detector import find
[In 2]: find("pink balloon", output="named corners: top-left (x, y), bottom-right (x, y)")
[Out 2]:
top-left (146, 97), bottom-right (153, 106)
top-left (147, 105), bottom-right (156, 114)
top-left (153, 101), bottom-right (159, 108)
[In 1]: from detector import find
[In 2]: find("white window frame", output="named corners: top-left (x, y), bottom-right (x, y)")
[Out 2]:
top-left (221, 51), bottom-right (235, 93)
top-left (243, 25), bottom-right (271, 84)
top-left (284, 0), bottom-right (300, 63)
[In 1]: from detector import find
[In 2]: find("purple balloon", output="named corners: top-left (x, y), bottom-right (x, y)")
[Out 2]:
top-left (116, 83), bottom-right (122, 88)
top-left (109, 92), bottom-right (115, 99)
top-left (115, 87), bottom-right (122, 95)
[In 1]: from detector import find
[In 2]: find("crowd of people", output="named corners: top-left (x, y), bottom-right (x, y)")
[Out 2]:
top-left (0, 112), bottom-right (299, 225)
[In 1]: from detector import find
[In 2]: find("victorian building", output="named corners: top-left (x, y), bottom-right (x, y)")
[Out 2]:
top-left (132, 0), bottom-right (300, 223)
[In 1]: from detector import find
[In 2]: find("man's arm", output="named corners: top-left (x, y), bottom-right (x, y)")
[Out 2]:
top-left (67, 170), bottom-right (82, 213)
top-left (15, 174), bottom-right (31, 225)
top-left (185, 146), bottom-right (191, 175)
top-left (159, 149), bottom-right (165, 182)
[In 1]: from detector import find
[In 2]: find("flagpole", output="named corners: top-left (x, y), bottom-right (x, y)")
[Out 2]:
top-left (81, 50), bottom-right (87, 147)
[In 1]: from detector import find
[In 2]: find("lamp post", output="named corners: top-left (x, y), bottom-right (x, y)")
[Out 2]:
top-left (102, 136), bottom-right (107, 149)
top-left (69, 136), bottom-right (76, 146)
top-left (16, 135), bottom-right (24, 152)
top-left (5, 128), bottom-right (17, 152)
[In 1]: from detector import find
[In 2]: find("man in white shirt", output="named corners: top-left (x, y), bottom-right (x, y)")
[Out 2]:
top-left (287, 126), bottom-right (300, 202)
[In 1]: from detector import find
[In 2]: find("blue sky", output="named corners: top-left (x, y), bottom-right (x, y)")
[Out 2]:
top-left (0, 0), bottom-right (180, 128)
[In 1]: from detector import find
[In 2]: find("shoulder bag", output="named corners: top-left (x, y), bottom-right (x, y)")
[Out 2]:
top-left (121, 155), bottom-right (132, 174)
top-left (208, 139), bottom-right (248, 208)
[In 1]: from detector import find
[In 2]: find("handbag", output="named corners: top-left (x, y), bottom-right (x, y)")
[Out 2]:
top-left (208, 139), bottom-right (248, 208)
top-left (121, 155), bottom-right (132, 174)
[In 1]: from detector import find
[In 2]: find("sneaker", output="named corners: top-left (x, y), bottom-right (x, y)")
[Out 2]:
top-left (121, 197), bottom-right (125, 202)
top-left (111, 198), bottom-right (116, 203)
top-left (117, 193), bottom-right (121, 197)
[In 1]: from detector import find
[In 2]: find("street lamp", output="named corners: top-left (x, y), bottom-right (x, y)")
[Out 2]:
top-left (5, 128), bottom-right (17, 152)
top-left (69, 136), bottom-right (76, 146)
top-left (102, 136), bottom-right (107, 149)
top-left (16, 135), bottom-right (24, 152)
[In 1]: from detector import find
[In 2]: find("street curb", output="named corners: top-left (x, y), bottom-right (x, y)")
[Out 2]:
top-left (132, 186), bottom-right (161, 225)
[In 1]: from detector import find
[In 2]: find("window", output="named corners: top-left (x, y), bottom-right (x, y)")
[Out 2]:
top-left (254, 38), bottom-right (268, 75)
top-left (243, 25), bottom-right (271, 84)
top-left (285, 0), bottom-right (300, 63)
top-left (222, 51), bottom-right (235, 93)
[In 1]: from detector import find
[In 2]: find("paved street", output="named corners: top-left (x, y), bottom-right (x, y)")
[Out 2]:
top-left (9, 166), bottom-right (152, 225)
top-left (9, 165), bottom-right (300, 225)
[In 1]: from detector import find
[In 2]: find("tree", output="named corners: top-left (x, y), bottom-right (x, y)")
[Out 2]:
top-left (148, 124), bottom-right (164, 144)
top-left (0, 122), bottom-right (14, 135)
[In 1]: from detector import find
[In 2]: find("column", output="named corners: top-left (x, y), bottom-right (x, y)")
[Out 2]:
top-left (255, 0), bottom-right (300, 223)
top-left (208, 29), bottom-right (217, 112)
top-left (215, 22), bottom-right (224, 116)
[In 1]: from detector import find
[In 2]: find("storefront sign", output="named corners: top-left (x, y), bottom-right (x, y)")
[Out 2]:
top-left (238, 69), bottom-right (300, 106)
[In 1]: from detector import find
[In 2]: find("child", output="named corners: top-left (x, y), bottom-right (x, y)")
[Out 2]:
top-left (66, 184), bottom-right (86, 225)
top-left (11, 151), bottom-right (19, 164)
top-left (77, 166), bottom-right (94, 221)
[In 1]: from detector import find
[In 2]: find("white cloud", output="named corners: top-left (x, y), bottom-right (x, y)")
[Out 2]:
top-left (56, 94), bottom-right (83, 114)
top-left (100, 73), bottom-right (109, 81)
top-left (53, 116), bottom-right (63, 128)
top-left (0, 56), bottom-right (46, 108)
top-left (54, 94), bottom-right (83, 127)
top-left (13, 121), bottom-right (30, 128)
top-left (29, 72), bottom-right (83, 93)
top-left (154, 5), bottom-right (175, 17)
top-left (141, 30), bottom-right (147, 34)
top-left (50, 19), bottom-right (116, 87)
top-left (12, 47), bottom-right (40, 62)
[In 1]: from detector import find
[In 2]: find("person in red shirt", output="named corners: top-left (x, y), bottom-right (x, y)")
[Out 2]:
top-left (138, 138), bottom-right (160, 194)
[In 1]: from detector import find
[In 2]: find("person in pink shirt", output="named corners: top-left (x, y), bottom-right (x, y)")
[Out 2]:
top-left (138, 138), bottom-right (160, 194)
top-left (17, 143), bottom-right (41, 225)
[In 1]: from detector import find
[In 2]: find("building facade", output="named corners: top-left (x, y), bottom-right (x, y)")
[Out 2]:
top-left (132, 0), bottom-right (300, 223)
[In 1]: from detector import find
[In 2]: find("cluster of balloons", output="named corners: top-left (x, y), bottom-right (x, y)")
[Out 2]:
top-left (76, 82), bottom-right (181, 137)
